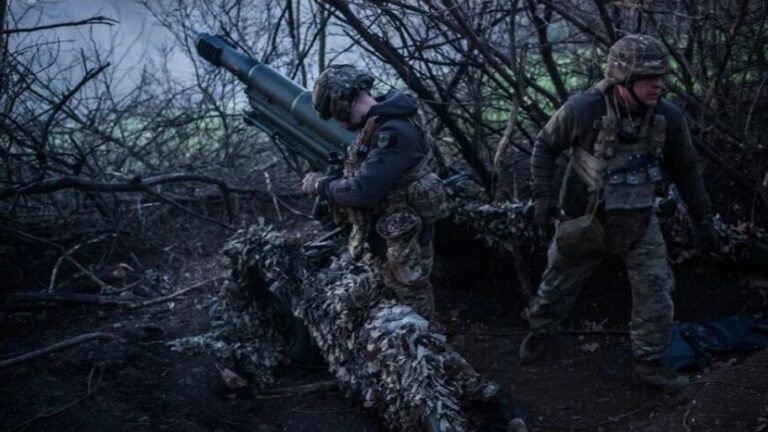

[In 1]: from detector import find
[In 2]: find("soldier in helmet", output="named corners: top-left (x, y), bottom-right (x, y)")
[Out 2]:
top-left (301, 64), bottom-right (449, 321)
top-left (303, 65), bottom-right (530, 432)
top-left (519, 35), bottom-right (717, 391)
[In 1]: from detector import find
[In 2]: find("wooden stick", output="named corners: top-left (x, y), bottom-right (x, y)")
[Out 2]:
top-left (5, 292), bottom-right (135, 307)
top-left (128, 277), bottom-right (222, 309)
top-left (6, 277), bottom-right (222, 310)
top-left (0, 332), bottom-right (123, 369)
top-left (15, 230), bottom-right (116, 292)
top-left (48, 233), bottom-right (115, 293)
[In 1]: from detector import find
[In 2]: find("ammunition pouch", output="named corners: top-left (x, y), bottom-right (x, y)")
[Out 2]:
top-left (384, 151), bottom-right (448, 225)
top-left (603, 153), bottom-right (663, 211)
top-left (376, 207), bottom-right (424, 285)
top-left (554, 194), bottom-right (606, 257)
top-left (409, 173), bottom-right (448, 224)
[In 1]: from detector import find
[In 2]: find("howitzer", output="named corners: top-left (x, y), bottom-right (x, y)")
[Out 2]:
top-left (195, 33), bottom-right (354, 173)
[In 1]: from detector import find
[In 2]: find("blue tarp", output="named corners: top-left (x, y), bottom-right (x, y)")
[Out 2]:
top-left (662, 314), bottom-right (768, 371)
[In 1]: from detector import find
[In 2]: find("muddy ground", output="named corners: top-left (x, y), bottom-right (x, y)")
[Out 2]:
top-left (1, 220), bottom-right (767, 432)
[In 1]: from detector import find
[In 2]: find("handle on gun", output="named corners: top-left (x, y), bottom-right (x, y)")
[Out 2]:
top-left (311, 152), bottom-right (343, 221)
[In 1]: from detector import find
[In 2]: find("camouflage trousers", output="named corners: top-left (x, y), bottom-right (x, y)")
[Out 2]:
top-left (527, 213), bottom-right (674, 361)
top-left (375, 208), bottom-right (436, 320)
top-left (376, 240), bottom-right (435, 320)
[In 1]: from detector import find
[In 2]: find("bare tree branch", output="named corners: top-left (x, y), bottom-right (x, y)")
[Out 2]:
top-left (2, 15), bottom-right (117, 35)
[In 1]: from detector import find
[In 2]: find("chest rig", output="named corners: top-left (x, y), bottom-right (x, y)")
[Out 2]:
top-left (597, 97), bottom-right (665, 210)
top-left (571, 95), bottom-right (666, 211)
top-left (341, 116), bottom-right (447, 259)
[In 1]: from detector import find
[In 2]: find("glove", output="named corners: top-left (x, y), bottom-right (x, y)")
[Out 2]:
top-left (693, 220), bottom-right (718, 254)
top-left (302, 172), bottom-right (325, 195)
top-left (534, 199), bottom-right (557, 228)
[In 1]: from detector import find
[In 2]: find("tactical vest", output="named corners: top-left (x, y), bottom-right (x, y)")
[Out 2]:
top-left (566, 92), bottom-right (667, 253)
top-left (569, 94), bottom-right (666, 210)
top-left (596, 98), bottom-right (665, 211)
top-left (341, 116), bottom-right (448, 258)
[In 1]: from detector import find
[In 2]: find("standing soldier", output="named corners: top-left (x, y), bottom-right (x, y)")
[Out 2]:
top-left (301, 65), bottom-right (449, 321)
top-left (303, 65), bottom-right (528, 432)
top-left (520, 35), bottom-right (717, 391)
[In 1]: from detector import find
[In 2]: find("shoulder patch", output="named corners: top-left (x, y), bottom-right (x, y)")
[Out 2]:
top-left (376, 131), bottom-right (396, 149)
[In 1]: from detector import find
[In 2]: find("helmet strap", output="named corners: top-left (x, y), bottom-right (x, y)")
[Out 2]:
top-left (627, 81), bottom-right (648, 110)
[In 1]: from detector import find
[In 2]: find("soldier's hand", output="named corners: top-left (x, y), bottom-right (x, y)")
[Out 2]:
top-left (302, 172), bottom-right (324, 195)
top-left (533, 199), bottom-right (557, 239)
top-left (693, 219), bottom-right (718, 255)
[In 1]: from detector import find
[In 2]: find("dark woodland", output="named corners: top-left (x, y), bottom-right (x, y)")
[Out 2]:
top-left (1, 0), bottom-right (767, 431)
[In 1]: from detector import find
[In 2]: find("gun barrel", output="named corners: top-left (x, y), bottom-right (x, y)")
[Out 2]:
top-left (196, 33), bottom-right (354, 155)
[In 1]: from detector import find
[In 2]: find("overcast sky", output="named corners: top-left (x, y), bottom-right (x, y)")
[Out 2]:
top-left (9, 0), bottom-right (193, 91)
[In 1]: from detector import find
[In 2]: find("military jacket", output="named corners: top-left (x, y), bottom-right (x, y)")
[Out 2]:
top-left (317, 91), bottom-right (447, 257)
top-left (531, 79), bottom-right (712, 223)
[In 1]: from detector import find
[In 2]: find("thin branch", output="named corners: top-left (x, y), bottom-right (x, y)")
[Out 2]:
top-left (0, 173), bottom-right (266, 200)
top-left (3, 16), bottom-right (118, 35)
top-left (0, 332), bottom-right (123, 369)
top-left (129, 277), bottom-right (223, 309)
top-left (47, 233), bottom-right (115, 293)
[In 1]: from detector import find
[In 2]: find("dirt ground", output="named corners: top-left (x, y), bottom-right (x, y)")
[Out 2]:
top-left (1, 224), bottom-right (767, 432)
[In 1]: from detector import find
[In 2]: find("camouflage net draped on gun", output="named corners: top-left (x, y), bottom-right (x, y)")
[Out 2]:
top-left (171, 220), bottom-right (512, 431)
top-left (167, 221), bottom-right (289, 387)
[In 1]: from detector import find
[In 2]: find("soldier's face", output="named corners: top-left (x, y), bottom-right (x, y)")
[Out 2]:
top-left (336, 92), bottom-right (372, 130)
top-left (630, 75), bottom-right (664, 106)
top-left (348, 94), bottom-right (369, 125)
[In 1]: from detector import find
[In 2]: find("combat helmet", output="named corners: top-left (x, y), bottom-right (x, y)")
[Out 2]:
top-left (605, 35), bottom-right (669, 83)
top-left (312, 64), bottom-right (374, 121)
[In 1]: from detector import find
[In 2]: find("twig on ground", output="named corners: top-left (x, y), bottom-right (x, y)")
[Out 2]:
top-left (8, 364), bottom-right (105, 432)
top-left (15, 230), bottom-right (116, 292)
top-left (48, 234), bottom-right (115, 292)
top-left (5, 292), bottom-right (135, 307)
top-left (0, 332), bottom-right (123, 369)
top-left (254, 380), bottom-right (338, 399)
top-left (5, 277), bottom-right (222, 310)
top-left (129, 277), bottom-right (223, 309)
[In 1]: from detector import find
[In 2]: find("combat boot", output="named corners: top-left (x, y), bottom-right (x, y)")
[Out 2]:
top-left (634, 359), bottom-right (690, 391)
top-left (482, 389), bottom-right (528, 432)
top-left (518, 332), bottom-right (550, 364)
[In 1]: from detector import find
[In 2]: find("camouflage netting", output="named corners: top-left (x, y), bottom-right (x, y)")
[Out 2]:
top-left (172, 219), bottom-right (513, 431)
top-left (448, 197), bottom-right (544, 252)
top-left (446, 189), bottom-right (766, 265)
top-left (167, 219), bottom-right (289, 388)
top-left (296, 255), bottom-right (474, 430)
